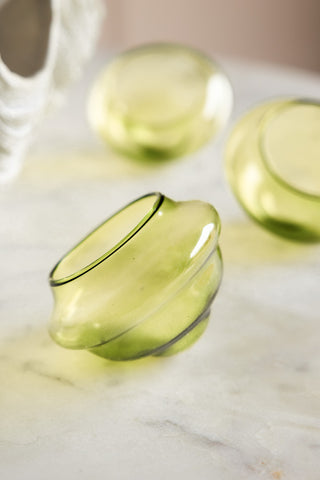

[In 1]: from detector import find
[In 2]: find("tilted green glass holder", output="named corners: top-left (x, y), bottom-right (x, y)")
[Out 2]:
top-left (225, 98), bottom-right (320, 241)
top-left (88, 43), bottom-right (233, 161)
top-left (49, 193), bottom-right (222, 361)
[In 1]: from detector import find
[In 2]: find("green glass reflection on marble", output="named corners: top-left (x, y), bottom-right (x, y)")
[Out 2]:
top-left (225, 99), bottom-right (320, 241)
top-left (88, 43), bottom-right (233, 161)
top-left (49, 193), bottom-right (223, 361)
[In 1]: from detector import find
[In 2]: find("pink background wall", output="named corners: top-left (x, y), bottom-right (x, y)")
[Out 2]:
top-left (101, 0), bottom-right (320, 71)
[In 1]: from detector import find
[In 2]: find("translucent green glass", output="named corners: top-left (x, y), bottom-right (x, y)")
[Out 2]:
top-left (49, 193), bottom-right (222, 361)
top-left (225, 99), bottom-right (320, 241)
top-left (88, 43), bottom-right (233, 160)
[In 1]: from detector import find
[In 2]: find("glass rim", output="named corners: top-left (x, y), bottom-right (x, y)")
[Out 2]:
top-left (49, 192), bottom-right (164, 287)
top-left (258, 97), bottom-right (320, 202)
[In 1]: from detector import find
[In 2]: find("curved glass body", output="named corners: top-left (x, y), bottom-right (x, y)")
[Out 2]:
top-left (225, 99), bottom-right (320, 241)
top-left (49, 193), bottom-right (223, 361)
top-left (88, 43), bottom-right (233, 161)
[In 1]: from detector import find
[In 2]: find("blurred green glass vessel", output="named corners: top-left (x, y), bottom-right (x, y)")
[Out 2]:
top-left (88, 43), bottom-right (233, 160)
top-left (225, 98), bottom-right (320, 241)
top-left (49, 193), bottom-right (222, 361)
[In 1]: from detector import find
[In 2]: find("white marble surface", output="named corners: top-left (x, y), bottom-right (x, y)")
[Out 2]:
top-left (1, 53), bottom-right (320, 480)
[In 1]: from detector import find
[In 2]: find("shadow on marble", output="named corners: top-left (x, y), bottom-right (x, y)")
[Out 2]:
top-left (0, 325), bottom-right (169, 446)
top-left (23, 145), bottom-right (185, 184)
top-left (0, 325), bottom-right (165, 395)
top-left (220, 220), bottom-right (315, 266)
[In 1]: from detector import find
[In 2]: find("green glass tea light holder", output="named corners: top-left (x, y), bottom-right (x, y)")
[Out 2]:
top-left (49, 193), bottom-right (223, 361)
top-left (88, 43), bottom-right (233, 161)
top-left (225, 98), bottom-right (320, 241)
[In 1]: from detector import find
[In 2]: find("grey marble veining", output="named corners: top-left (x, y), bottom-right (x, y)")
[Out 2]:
top-left (0, 53), bottom-right (320, 479)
